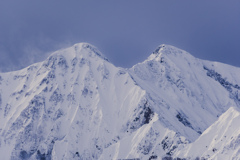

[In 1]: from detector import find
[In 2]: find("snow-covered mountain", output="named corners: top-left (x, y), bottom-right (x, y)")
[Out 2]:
top-left (0, 43), bottom-right (240, 160)
top-left (175, 107), bottom-right (240, 159)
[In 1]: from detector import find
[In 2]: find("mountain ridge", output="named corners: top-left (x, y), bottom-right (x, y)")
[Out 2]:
top-left (0, 43), bottom-right (240, 159)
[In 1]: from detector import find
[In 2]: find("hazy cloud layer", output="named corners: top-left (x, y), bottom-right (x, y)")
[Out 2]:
top-left (0, 1), bottom-right (240, 72)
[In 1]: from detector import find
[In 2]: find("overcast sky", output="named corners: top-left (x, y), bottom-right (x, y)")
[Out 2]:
top-left (0, 1), bottom-right (240, 72)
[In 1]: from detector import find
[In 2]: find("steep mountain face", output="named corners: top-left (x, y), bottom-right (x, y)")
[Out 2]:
top-left (175, 107), bottom-right (240, 159)
top-left (0, 43), bottom-right (150, 160)
top-left (129, 44), bottom-right (240, 141)
top-left (0, 43), bottom-right (240, 160)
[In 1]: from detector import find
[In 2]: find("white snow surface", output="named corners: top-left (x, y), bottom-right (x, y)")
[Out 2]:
top-left (175, 107), bottom-right (240, 160)
top-left (0, 43), bottom-right (240, 159)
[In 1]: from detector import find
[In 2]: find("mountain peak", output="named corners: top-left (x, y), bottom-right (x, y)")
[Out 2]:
top-left (41, 42), bottom-right (109, 71)
top-left (48, 42), bottom-right (108, 62)
top-left (152, 44), bottom-right (185, 55)
top-left (152, 44), bottom-right (167, 54)
top-left (147, 44), bottom-right (193, 63)
top-left (73, 42), bottom-right (109, 61)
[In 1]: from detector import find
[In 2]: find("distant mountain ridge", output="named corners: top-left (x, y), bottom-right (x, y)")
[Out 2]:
top-left (0, 43), bottom-right (240, 159)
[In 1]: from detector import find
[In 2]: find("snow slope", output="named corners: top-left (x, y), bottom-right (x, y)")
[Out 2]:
top-left (0, 43), bottom-right (150, 159)
top-left (129, 44), bottom-right (240, 140)
top-left (175, 107), bottom-right (240, 160)
top-left (0, 43), bottom-right (240, 159)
